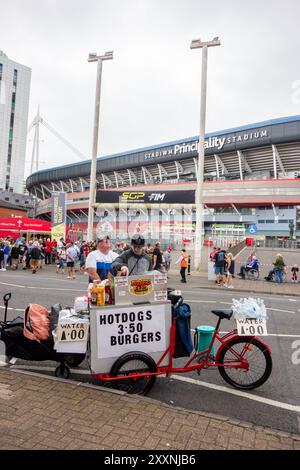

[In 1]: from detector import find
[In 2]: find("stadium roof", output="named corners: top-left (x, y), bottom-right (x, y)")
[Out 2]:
top-left (26, 114), bottom-right (300, 190)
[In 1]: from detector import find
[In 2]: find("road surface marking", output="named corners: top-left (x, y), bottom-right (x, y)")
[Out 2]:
top-left (0, 306), bottom-right (23, 312)
top-left (288, 299), bottom-right (298, 302)
top-left (185, 299), bottom-right (216, 304)
top-left (170, 375), bottom-right (300, 414)
top-left (0, 281), bottom-right (86, 292)
top-left (267, 308), bottom-right (295, 314)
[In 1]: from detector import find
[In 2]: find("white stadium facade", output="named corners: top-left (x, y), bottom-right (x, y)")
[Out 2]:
top-left (26, 115), bottom-right (300, 244)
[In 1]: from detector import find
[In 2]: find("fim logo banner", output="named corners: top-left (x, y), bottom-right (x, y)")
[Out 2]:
top-left (291, 340), bottom-right (300, 365)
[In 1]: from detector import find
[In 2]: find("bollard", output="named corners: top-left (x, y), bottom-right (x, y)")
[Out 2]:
top-left (187, 255), bottom-right (191, 275)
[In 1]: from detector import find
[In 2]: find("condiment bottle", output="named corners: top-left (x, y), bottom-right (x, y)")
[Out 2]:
top-left (91, 281), bottom-right (99, 305)
top-left (97, 284), bottom-right (105, 306)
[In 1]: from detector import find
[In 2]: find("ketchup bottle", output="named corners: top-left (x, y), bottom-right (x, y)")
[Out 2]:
top-left (105, 285), bottom-right (113, 305)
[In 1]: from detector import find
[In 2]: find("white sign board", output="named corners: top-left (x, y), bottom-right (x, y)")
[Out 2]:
top-left (55, 321), bottom-right (89, 342)
top-left (236, 318), bottom-right (268, 336)
top-left (96, 304), bottom-right (167, 359)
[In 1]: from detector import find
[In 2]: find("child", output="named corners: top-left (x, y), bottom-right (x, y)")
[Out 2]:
top-left (291, 264), bottom-right (299, 283)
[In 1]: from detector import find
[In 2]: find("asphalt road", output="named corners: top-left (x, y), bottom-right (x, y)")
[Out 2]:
top-left (0, 267), bottom-right (299, 434)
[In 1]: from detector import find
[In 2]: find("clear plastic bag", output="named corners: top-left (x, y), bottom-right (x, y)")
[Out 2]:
top-left (232, 297), bottom-right (267, 319)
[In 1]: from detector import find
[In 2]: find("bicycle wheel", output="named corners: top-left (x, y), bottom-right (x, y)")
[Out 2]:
top-left (218, 337), bottom-right (272, 390)
top-left (110, 352), bottom-right (157, 395)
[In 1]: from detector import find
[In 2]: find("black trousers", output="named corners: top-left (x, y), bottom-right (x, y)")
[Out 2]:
top-left (180, 267), bottom-right (187, 282)
top-left (45, 253), bottom-right (51, 264)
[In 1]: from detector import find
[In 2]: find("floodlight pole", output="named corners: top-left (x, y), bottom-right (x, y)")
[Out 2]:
top-left (87, 51), bottom-right (113, 242)
top-left (190, 38), bottom-right (221, 271)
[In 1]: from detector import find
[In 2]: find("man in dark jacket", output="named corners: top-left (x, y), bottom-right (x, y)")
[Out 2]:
top-left (112, 234), bottom-right (152, 276)
top-left (30, 243), bottom-right (41, 274)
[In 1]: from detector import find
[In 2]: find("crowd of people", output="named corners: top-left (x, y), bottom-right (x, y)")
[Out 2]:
top-left (0, 235), bottom-right (177, 279)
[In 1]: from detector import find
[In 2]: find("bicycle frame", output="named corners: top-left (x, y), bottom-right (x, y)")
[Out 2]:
top-left (92, 314), bottom-right (271, 383)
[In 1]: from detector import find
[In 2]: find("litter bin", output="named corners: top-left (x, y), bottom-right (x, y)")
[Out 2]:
top-left (194, 325), bottom-right (215, 362)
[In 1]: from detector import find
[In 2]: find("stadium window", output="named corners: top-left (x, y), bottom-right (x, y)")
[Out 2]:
top-left (258, 220), bottom-right (265, 224)
top-left (266, 220), bottom-right (274, 224)
top-left (278, 220), bottom-right (288, 223)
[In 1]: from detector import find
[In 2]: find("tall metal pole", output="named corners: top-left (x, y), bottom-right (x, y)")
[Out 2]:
top-left (87, 58), bottom-right (103, 242)
top-left (194, 45), bottom-right (208, 271)
top-left (86, 51), bottom-right (113, 242)
top-left (190, 38), bottom-right (220, 271)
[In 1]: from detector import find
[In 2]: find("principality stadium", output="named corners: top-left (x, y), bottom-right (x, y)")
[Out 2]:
top-left (26, 115), bottom-right (300, 243)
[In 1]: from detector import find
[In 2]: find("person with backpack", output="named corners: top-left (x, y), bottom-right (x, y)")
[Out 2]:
top-left (175, 249), bottom-right (189, 283)
top-left (213, 248), bottom-right (227, 285)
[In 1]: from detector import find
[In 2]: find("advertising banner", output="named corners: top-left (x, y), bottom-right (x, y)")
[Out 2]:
top-left (51, 192), bottom-right (66, 241)
top-left (96, 189), bottom-right (195, 204)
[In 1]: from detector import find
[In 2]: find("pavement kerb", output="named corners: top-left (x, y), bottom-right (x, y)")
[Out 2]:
top-left (4, 367), bottom-right (300, 444)
top-left (185, 284), bottom-right (300, 298)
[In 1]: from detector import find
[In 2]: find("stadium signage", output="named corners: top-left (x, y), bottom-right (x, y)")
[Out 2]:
top-left (96, 190), bottom-right (195, 204)
top-left (144, 129), bottom-right (268, 160)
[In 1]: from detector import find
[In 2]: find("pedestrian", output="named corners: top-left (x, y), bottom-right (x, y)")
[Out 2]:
top-left (30, 242), bottom-right (41, 274)
top-left (210, 246), bottom-right (217, 261)
top-left (86, 234), bottom-right (118, 282)
top-left (273, 253), bottom-right (286, 284)
top-left (291, 264), bottom-right (299, 283)
top-left (56, 246), bottom-right (66, 275)
top-left (213, 247), bottom-right (227, 285)
top-left (175, 248), bottom-right (188, 283)
top-left (45, 238), bottom-right (52, 265)
top-left (163, 246), bottom-right (172, 276)
top-left (0, 243), bottom-right (5, 271)
top-left (3, 241), bottom-right (11, 270)
top-left (224, 252), bottom-right (234, 289)
top-left (65, 242), bottom-right (78, 279)
top-left (152, 242), bottom-right (163, 271)
top-left (18, 239), bottom-right (27, 270)
top-left (10, 243), bottom-right (19, 270)
top-left (112, 234), bottom-right (152, 276)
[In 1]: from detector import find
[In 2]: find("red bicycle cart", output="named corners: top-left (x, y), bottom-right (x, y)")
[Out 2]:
top-left (91, 292), bottom-right (272, 395)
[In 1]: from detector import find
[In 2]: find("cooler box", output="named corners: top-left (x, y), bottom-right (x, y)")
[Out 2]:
top-left (114, 271), bottom-right (167, 305)
top-left (89, 301), bottom-right (171, 374)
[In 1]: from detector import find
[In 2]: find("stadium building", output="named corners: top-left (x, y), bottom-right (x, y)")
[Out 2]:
top-left (26, 115), bottom-right (300, 244)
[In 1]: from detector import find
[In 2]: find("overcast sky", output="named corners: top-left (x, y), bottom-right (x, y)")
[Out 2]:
top-left (1, 0), bottom-right (300, 177)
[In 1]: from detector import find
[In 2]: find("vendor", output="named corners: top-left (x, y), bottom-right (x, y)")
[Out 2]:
top-left (112, 234), bottom-right (152, 276)
top-left (86, 234), bottom-right (118, 282)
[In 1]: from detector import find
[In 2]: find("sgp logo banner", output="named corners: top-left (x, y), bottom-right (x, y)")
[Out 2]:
top-left (96, 189), bottom-right (195, 204)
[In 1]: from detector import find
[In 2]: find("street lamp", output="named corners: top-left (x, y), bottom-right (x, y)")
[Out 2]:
top-left (190, 37), bottom-right (221, 271)
top-left (87, 50), bottom-right (113, 242)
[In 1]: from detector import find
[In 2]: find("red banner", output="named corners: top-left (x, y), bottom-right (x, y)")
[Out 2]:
top-left (0, 217), bottom-right (51, 232)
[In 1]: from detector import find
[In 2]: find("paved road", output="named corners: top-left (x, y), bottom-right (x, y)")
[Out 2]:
top-left (0, 267), bottom-right (299, 434)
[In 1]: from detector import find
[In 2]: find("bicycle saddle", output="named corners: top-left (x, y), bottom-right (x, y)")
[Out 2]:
top-left (211, 309), bottom-right (233, 320)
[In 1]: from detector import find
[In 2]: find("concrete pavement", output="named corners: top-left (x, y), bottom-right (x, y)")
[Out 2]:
top-left (1, 368), bottom-right (300, 450)
top-left (167, 270), bottom-right (300, 297)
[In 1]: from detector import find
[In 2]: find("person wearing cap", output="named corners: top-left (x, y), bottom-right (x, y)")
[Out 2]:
top-left (112, 234), bottom-right (152, 276)
top-left (86, 234), bottom-right (118, 282)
